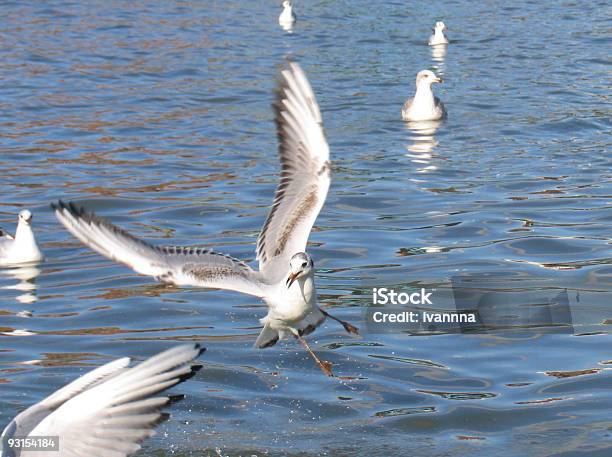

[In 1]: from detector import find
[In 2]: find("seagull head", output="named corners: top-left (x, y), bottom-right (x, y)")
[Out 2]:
top-left (286, 252), bottom-right (313, 288)
top-left (434, 21), bottom-right (446, 32)
top-left (416, 70), bottom-right (442, 89)
top-left (282, 0), bottom-right (292, 8)
top-left (18, 209), bottom-right (33, 225)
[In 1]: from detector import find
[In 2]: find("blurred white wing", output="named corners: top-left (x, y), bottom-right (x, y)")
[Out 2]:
top-left (18, 344), bottom-right (204, 457)
top-left (1, 358), bottom-right (130, 450)
top-left (256, 62), bottom-right (331, 281)
top-left (53, 201), bottom-right (265, 297)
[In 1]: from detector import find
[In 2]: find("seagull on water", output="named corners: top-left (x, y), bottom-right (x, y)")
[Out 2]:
top-left (52, 62), bottom-right (358, 377)
top-left (0, 210), bottom-right (43, 266)
top-left (428, 21), bottom-right (449, 45)
top-left (0, 344), bottom-right (204, 457)
top-left (279, 0), bottom-right (296, 28)
top-left (402, 70), bottom-right (447, 122)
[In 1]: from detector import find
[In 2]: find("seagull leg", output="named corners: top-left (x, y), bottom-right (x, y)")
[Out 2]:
top-left (321, 309), bottom-right (359, 335)
top-left (294, 332), bottom-right (334, 377)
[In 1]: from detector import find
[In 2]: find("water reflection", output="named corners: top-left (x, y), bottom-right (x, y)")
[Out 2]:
top-left (0, 265), bottom-right (41, 304)
top-left (404, 119), bottom-right (441, 171)
top-left (280, 21), bottom-right (294, 33)
top-left (430, 44), bottom-right (447, 76)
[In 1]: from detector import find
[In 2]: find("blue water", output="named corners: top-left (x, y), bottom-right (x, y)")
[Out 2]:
top-left (0, 1), bottom-right (610, 455)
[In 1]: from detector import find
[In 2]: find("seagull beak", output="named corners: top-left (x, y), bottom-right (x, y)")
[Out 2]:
top-left (434, 77), bottom-right (443, 84)
top-left (286, 271), bottom-right (300, 288)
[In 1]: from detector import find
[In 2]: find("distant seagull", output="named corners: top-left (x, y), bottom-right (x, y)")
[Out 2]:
top-left (279, 0), bottom-right (296, 28)
top-left (402, 70), bottom-right (447, 122)
top-left (0, 344), bottom-right (204, 457)
top-left (428, 21), bottom-right (449, 45)
top-left (0, 210), bottom-right (43, 266)
top-left (53, 62), bottom-right (358, 377)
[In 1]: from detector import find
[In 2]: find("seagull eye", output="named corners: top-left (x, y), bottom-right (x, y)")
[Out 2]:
top-left (301, 262), bottom-right (307, 268)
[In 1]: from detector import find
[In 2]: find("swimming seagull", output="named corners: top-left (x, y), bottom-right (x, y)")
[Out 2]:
top-left (402, 70), bottom-right (447, 122)
top-left (0, 210), bottom-right (43, 266)
top-left (52, 62), bottom-right (358, 377)
top-left (0, 344), bottom-right (204, 457)
top-left (428, 21), bottom-right (449, 45)
top-left (279, 0), bottom-right (296, 28)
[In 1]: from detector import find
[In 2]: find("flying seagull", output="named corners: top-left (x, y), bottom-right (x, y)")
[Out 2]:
top-left (0, 210), bottom-right (43, 266)
top-left (0, 344), bottom-right (204, 457)
top-left (52, 62), bottom-right (358, 376)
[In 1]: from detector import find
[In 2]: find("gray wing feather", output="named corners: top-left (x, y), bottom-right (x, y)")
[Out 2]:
top-left (434, 96), bottom-right (447, 118)
top-left (52, 201), bottom-right (265, 297)
top-left (402, 97), bottom-right (415, 113)
top-left (401, 97), bottom-right (416, 119)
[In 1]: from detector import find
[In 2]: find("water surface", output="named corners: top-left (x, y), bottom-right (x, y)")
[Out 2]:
top-left (0, 1), bottom-right (610, 455)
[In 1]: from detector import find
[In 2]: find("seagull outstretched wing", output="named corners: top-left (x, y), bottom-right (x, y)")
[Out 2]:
top-left (53, 201), bottom-right (266, 297)
top-left (256, 62), bottom-right (331, 282)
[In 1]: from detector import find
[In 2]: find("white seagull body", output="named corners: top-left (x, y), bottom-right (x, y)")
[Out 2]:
top-left (279, 0), bottom-right (296, 27)
top-left (0, 344), bottom-right (204, 457)
top-left (402, 70), bottom-right (447, 122)
top-left (53, 63), bottom-right (357, 376)
top-left (428, 21), bottom-right (449, 45)
top-left (0, 210), bottom-right (43, 266)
